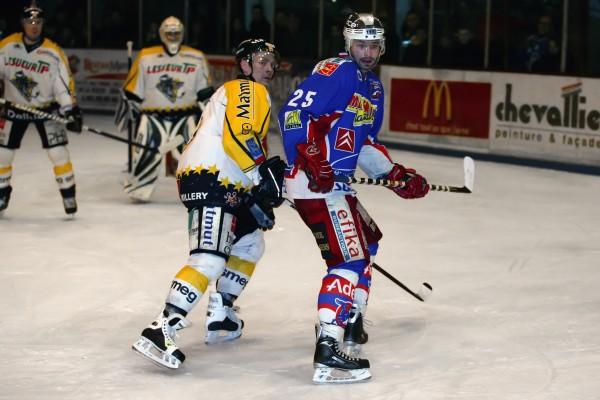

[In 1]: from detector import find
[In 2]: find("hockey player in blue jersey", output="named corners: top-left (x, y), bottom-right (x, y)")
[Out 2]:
top-left (278, 12), bottom-right (429, 383)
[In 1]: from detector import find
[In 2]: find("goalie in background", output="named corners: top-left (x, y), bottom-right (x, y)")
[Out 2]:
top-left (0, 1), bottom-right (83, 217)
top-left (132, 39), bottom-right (285, 369)
top-left (278, 13), bottom-right (429, 383)
top-left (115, 16), bottom-right (214, 202)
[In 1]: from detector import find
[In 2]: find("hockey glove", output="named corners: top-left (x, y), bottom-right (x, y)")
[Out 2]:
top-left (246, 156), bottom-right (286, 231)
top-left (253, 156), bottom-right (286, 208)
top-left (295, 142), bottom-right (334, 193)
top-left (386, 163), bottom-right (429, 199)
top-left (64, 106), bottom-right (83, 133)
top-left (114, 90), bottom-right (140, 133)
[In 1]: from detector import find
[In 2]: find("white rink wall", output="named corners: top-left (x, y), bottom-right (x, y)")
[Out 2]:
top-left (380, 65), bottom-right (600, 167)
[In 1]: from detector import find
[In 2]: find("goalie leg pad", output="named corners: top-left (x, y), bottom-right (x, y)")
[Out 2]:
top-left (125, 114), bottom-right (164, 201)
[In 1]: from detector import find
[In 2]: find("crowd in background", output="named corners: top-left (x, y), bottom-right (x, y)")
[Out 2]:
top-left (0, 0), bottom-right (596, 76)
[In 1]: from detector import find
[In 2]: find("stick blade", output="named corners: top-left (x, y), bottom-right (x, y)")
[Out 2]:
top-left (417, 282), bottom-right (433, 301)
top-left (463, 156), bottom-right (475, 193)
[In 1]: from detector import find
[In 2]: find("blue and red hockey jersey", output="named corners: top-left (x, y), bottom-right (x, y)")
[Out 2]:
top-left (278, 57), bottom-right (394, 198)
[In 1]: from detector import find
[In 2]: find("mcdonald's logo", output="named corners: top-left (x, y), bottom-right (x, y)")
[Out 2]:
top-left (422, 81), bottom-right (452, 120)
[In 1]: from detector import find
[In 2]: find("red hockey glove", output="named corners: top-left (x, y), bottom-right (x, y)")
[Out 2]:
top-left (387, 163), bottom-right (429, 199)
top-left (295, 142), bottom-right (334, 193)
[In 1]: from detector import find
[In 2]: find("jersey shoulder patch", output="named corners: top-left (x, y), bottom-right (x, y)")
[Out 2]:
top-left (313, 57), bottom-right (351, 77)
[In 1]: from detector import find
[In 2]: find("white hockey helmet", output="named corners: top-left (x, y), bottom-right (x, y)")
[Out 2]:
top-left (159, 16), bottom-right (184, 55)
top-left (343, 12), bottom-right (386, 55)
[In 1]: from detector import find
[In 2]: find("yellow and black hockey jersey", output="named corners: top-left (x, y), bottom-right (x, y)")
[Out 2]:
top-left (0, 33), bottom-right (76, 111)
top-left (177, 78), bottom-right (271, 191)
top-left (123, 45), bottom-right (211, 112)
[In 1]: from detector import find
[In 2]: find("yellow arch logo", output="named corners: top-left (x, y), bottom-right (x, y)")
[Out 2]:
top-left (422, 81), bottom-right (452, 120)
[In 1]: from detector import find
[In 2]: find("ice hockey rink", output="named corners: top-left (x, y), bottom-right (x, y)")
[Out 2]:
top-left (1, 114), bottom-right (599, 400)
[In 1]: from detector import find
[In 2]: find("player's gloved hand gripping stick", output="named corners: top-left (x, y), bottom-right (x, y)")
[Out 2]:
top-left (0, 98), bottom-right (183, 154)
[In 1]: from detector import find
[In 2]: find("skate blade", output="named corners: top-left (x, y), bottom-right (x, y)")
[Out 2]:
top-left (132, 337), bottom-right (181, 369)
top-left (312, 366), bottom-right (371, 384)
top-left (204, 330), bottom-right (242, 345)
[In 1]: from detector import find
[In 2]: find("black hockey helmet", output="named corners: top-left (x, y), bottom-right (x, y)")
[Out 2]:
top-left (21, 1), bottom-right (44, 24)
top-left (234, 38), bottom-right (280, 75)
top-left (343, 12), bottom-right (385, 54)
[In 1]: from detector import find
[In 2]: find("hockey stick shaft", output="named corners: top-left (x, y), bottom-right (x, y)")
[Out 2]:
top-left (126, 41), bottom-right (134, 172)
top-left (336, 176), bottom-right (471, 193)
top-left (0, 98), bottom-right (182, 154)
top-left (372, 263), bottom-right (426, 302)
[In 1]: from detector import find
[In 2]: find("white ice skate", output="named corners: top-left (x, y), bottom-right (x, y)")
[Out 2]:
top-left (204, 292), bottom-right (244, 344)
top-left (132, 309), bottom-right (191, 369)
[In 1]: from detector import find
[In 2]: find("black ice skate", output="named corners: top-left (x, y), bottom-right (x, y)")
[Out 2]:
top-left (204, 292), bottom-right (244, 344)
top-left (343, 306), bottom-right (369, 355)
top-left (62, 197), bottom-right (77, 215)
top-left (313, 332), bottom-right (371, 384)
top-left (60, 187), bottom-right (77, 215)
top-left (0, 186), bottom-right (12, 217)
top-left (132, 309), bottom-right (191, 369)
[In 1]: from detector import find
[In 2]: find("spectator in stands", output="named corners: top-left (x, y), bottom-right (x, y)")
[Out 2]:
top-left (231, 17), bottom-right (249, 52)
top-left (399, 11), bottom-right (427, 66)
top-left (521, 14), bottom-right (560, 73)
top-left (451, 27), bottom-right (483, 69)
top-left (249, 4), bottom-right (270, 41)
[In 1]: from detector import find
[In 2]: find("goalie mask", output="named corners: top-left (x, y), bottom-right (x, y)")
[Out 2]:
top-left (234, 38), bottom-right (280, 80)
top-left (159, 16), bottom-right (184, 55)
top-left (343, 13), bottom-right (386, 64)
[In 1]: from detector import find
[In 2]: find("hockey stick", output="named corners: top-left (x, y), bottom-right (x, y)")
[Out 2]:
top-left (126, 40), bottom-right (134, 172)
top-left (372, 263), bottom-right (432, 302)
top-left (284, 198), bottom-right (433, 302)
top-left (0, 98), bottom-right (183, 154)
top-left (336, 156), bottom-right (476, 193)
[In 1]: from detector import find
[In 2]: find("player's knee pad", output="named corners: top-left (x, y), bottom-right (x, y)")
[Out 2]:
top-left (0, 147), bottom-right (15, 167)
top-left (186, 252), bottom-right (227, 282)
top-left (46, 145), bottom-right (70, 166)
top-left (230, 229), bottom-right (265, 263)
top-left (0, 148), bottom-right (14, 189)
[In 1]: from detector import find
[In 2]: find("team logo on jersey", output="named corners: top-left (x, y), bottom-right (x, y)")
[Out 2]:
top-left (315, 58), bottom-right (344, 77)
top-left (334, 127), bottom-right (355, 153)
top-left (156, 74), bottom-right (185, 103)
top-left (283, 109), bottom-right (302, 130)
top-left (370, 80), bottom-right (382, 100)
top-left (10, 71), bottom-right (39, 101)
top-left (224, 191), bottom-right (240, 207)
top-left (347, 93), bottom-right (376, 126)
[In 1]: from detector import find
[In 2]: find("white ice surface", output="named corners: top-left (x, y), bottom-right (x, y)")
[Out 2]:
top-left (1, 114), bottom-right (600, 400)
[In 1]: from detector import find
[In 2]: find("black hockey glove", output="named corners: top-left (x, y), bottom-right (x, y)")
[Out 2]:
top-left (247, 200), bottom-right (276, 231)
top-left (252, 156), bottom-right (286, 208)
top-left (64, 106), bottom-right (83, 133)
top-left (245, 156), bottom-right (287, 231)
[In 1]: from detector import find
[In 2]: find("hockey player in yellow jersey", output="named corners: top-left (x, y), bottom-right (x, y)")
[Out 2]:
top-left (116, 16), bottom-right (214, 202)
top-left (132, 39), bottom-right (286, 369)
top-left (0, 1), bottom-right (82, 217)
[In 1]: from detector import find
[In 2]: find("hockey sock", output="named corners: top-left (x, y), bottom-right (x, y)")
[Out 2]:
top-left (318, 269), bottom-right (358, 329)
top-left (166, 265), bottom-right (209, 314)
top-left (354, 261), bottom-right (372, 314)
top-left (216, 255), bottom-right (257, 300)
